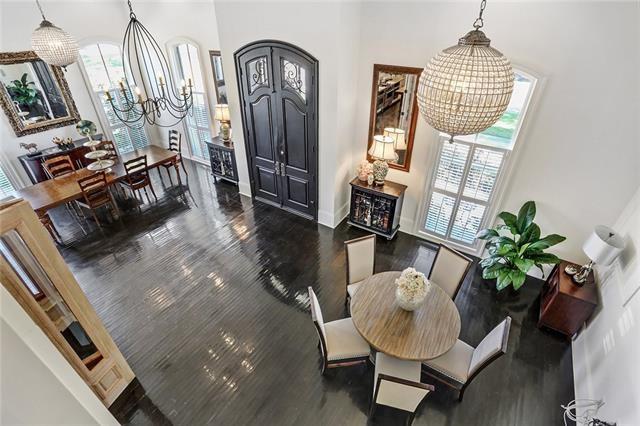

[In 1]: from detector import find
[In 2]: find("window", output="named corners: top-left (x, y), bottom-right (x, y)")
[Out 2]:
top-left (79, 43), bottom-right (150, 154)
top-left (420, 71), bottom-right (536, 251)
top-left (0, 165), bottom-right (16, 198)
top-left (171, 42), bottom-right (211, 162)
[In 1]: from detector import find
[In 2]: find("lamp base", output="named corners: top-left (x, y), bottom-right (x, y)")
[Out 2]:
top-left (372, 160), bottom-right (389, 185)
top-left (219, 121), bottom-right (231, 142)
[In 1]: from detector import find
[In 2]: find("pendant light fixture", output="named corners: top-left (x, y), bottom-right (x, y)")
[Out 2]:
top-left (104, 0), bottom-right (193, 128)
top-left (417, 0), bottom-right (514, 142)
top-left (31, 0), bottom-right (79, 69)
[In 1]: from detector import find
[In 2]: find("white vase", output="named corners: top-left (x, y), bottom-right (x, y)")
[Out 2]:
top-left (395, 286), bottom-right (427, 311)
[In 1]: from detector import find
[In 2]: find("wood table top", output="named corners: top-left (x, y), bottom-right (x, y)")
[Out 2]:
top-left (15, 145), bottom-right (177, 214)
top-left (350, 271), bottom-right (461, 361)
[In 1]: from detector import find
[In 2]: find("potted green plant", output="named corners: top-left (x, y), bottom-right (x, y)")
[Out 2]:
top-left (8, 73), bottom-right (38, 107)
top-left (477, 201), bottom-right (566, 291)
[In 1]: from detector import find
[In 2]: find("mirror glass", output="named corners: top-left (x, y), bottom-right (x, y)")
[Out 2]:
top-left (0, 51), bottom-right (80, 137)
top-left (209, 50), bottom-right (228, 104)
top-left (367, 64), bottom-right (422, 172)
top-left (1, 230), bottom-right (104, 370)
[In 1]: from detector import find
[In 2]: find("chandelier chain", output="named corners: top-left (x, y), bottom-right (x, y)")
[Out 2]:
top-left (34, 0), bottom-right (46, 20)
top-left (127, 0), bottom-right (136, 19)
top-left (473, 0), bottom-right (487, 30)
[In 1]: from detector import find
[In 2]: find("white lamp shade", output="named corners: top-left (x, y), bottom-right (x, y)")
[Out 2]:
top-left (583, 225), bottom-right (625, 266)
top-left (214, 104), bottom-right (231, 121)
top-left (383, 127), bottom-right (407, 150)
top-left (368, 135), bottom-right (397, 161)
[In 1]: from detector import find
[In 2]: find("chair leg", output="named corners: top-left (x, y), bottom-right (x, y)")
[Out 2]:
top-left (164, 167), bottom-right (173, 186)
top-left (458, 386), bottom-right (466, 402)
top-left (157, 168), bottom-right (165, 186)
top-left (406, 412), bottom-right (416, 426)
top-left (90, 209), bottom-right (101, 229)
top-left (180, 159), bottom-right (188, 176)
top-left (368, 402), bottom-right (377, 420)
top-left (143, 187), bottom-right (151, 204)
top-left (148, 180), bottom-right (158, 201)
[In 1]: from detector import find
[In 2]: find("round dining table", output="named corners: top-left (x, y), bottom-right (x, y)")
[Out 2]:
top-left (350, 271), bottom-right (461, 361)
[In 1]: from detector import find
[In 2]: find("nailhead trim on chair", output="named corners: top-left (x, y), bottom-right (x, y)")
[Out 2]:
top-left (328, 350), bottom-right (371, 362)
top-left (422, 363), bottom-right (466, 385)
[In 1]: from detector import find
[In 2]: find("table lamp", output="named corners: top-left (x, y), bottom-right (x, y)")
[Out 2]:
top-left (368, 135), bottom-right (397, 185)
top-left (214, 104), bottom-right (231, 142)
top-left (570, 225), bottom-right (625, 285)
top-left (383, 127), bottom-right (407, 151)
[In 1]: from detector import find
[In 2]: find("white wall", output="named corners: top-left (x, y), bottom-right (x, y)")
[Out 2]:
top-left (572, 186), bottom-right (640, 425)
top-left (0, 286), bottom-right (118, 425)
top-left (0, 0), bottom-right (220, 187)
top-left (213, 0), bottom-right (362, 226)
top-left (351, 1), bottom-right (639, 262)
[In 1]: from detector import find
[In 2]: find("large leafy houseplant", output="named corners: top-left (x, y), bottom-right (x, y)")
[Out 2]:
top-left (8, 73), bottom-right (38, 106)
top-left (477, 201), bottom-right (566, 291)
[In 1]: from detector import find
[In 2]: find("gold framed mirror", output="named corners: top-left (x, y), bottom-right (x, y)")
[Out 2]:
top-left (0, 51), bottom-right (80, 137)
top-left (367, 64), bottom-right (422, 172)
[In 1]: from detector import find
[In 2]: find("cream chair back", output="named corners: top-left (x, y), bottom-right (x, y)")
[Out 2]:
top-left (375, 376), bottom-right (432, 413)
top-left (429, 245), bottom-right (473, 299)
top-left (468, 317), bottom-right (512, 377)
top-left (345, 234), bottom-right (376, 284)
top-left (308, 286), bottom-right (325, 337)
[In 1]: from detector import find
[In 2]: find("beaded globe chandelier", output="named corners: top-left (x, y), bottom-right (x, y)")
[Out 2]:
top-left (31, 0), bottom-right (79, 69)
top-left (104, 0), bottom-right (193, 128)
top-left (417, 0), bottom-right (514, 142)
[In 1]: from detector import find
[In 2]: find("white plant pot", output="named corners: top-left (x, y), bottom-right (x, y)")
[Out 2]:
top-left (395, 286), bottom-right (427, 311)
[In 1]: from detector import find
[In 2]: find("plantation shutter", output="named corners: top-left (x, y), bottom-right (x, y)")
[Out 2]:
top-left (0, 166), bottom-right (16, 198)
top-left (424, 140), bottom-right (506, 247)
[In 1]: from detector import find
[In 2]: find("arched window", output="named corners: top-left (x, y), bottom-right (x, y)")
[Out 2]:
top-left (78, 42), bottom-right (150, 154)
top-left (168, 41), bottom-right (212, 162)
top-left (419, 69), bottom-right (538, 252)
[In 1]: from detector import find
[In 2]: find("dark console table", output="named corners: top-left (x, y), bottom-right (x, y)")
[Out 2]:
top-left (205, 137), bottom-right (238, 184)
top-left (348, 177), bottom-right (407, 239)
top-left (18, 134), bottom-right (103, 184)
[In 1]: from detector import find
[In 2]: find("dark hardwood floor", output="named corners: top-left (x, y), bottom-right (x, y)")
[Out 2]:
top-left (51, 159), bottom-right (574, 425)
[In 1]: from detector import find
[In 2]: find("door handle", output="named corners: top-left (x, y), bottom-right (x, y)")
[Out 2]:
top-left (274, 161), bottom-right (280, 175)
top-left (280, 163), bottom-right (286, 176)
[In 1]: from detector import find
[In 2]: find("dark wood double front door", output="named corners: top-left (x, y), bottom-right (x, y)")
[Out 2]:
top-left (235, 40), bottom-right (318, 220)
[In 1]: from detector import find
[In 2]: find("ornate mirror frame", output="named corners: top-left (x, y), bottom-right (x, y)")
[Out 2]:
top-left (367, 64), bottom-right (422, 172)
top-left (0, 51), bottom-right (80, 137)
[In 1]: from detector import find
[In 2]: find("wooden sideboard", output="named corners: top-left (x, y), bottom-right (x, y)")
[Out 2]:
top-left (538, 260), bottom-right (598, 338)
top-left (205, 137), bottom-right (238, 184)
top-left (347, 177), bottom-right (407, 239)
top-left (18, 135), bottom-right (103, 184)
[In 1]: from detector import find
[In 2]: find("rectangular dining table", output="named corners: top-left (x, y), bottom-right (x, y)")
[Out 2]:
top-left (15, 145), bottom-right (181, 216)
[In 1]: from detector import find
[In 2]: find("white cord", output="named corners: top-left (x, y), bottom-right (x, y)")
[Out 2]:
top-left (561, 399), bottom-right (605, 426)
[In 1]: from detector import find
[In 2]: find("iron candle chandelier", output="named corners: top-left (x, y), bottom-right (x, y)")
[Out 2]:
top-left (105, 0), bottom-right (193, 128)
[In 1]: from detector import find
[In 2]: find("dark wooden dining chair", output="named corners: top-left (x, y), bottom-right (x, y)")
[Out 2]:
top-left (43, 155), bottom-right (75, 178)
top-left (121, 155), bottom-right (157, 206)
top-left (96, 140), bottom-right (118, 160)
top-left (158, 129), bottom-right (187, 185)
top-left (76, 171), bottom-right (118, 228)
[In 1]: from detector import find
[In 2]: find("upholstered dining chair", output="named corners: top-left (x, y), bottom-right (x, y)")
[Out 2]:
top-left (344, 234), bottom-right (376, 306)
top-left (121, 155), bottom-right (157, 207)
top-left (158, 129), bottom-right (187, 185)
top-left (371, 352), bottom-right (435, 425)
top-left (43, 155), bottom-right (75, 178)
top-left (76, 171), bottom-right (118, 228)
top-left (308, 286), bottom-right (370, 374)
top-left (421, 316), bottom-right (512, 402)
top-left (429, 244), bottom-right (473, 300)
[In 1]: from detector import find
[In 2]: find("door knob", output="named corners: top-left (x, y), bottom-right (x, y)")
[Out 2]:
top-left (280, 150), bottom-right (284, 155)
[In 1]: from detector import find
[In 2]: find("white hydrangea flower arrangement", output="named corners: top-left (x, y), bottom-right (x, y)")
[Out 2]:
top-left (395, 267), bottom-right (429, 311)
